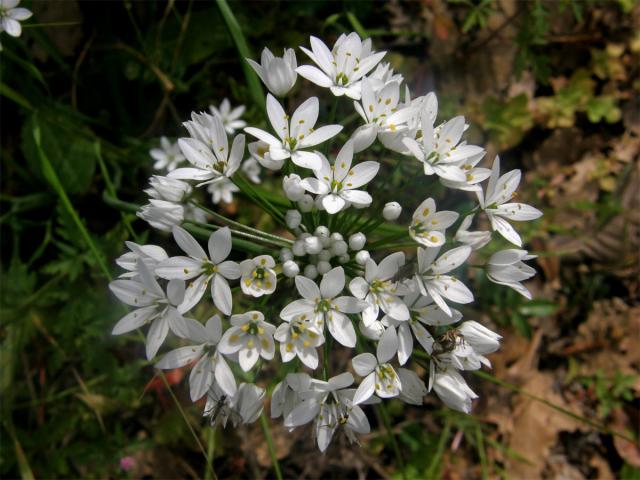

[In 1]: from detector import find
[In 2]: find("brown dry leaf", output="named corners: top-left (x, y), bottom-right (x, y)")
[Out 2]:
top-left (611, 408), bottom-right (640, 468)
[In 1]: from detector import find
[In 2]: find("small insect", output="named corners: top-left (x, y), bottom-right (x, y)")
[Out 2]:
top-left (437, 329), bottom-right (460, 353)
top-left (205, 395), bottom-right (227, 426)
top-left (337, 411), bottom-right (350, 426)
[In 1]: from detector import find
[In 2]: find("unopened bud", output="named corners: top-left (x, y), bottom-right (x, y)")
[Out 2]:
top-left (383, 201), bottom-right (402, 221)
top-left (348, 232), bottom-right (366, 251)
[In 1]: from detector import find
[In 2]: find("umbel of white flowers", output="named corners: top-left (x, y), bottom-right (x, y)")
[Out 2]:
top-left (112, 31), bottom-right (543, 453)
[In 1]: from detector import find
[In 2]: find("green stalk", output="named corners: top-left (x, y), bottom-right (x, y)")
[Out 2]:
top-left (33, 121), bottom-right (111, 280)
top-left (191, 200), bottom-right (293, 246)
top-left (95, 142), bottom-right (140, 241)
top-left (259, 413), bottom-right (283, 480)
top-left (216, 0), bottom-right (265, 112)
top-left (204, 426), bottom-right (216, 480)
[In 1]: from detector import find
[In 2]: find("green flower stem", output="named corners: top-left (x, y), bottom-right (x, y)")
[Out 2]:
top-left (183, 221), bottom-right (278, 254)
top-left (33, 121), bottom-right (111, 280)
top-left (94, 142), bottom-right (140, 242)
top-left (190, 200), bottom-right (293, 246)
top-left (259, 413), bottom-right (283, 480)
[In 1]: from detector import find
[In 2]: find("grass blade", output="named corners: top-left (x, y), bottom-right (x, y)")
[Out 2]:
top-left (215, 0), bottom-right (265, 111)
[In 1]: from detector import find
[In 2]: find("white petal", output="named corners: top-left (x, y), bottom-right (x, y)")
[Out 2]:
top-left (377, 326), bottom-right (398, 363)
top-left (112, 306), bottom-right (157, 335)
top-left (156, 345), bottom-right (205, 369)
top-left (280, 299), bottom-right (314, 320)
top-left (326, 311), bottom-right (356, 347)
top-left (239, 347), bottom-right (259, 371)
top-left (155, 257), bottom-right (203, 280)
top-left (208, 227), bottom-right (232, 264)
top-left (397, 324), bottom-right (413, 365)
top-left (214, 354), bottom-right (237, 397)
top-left (322, 194), bottom-right (346, 214)
top-left (189, 355), bottom-right (214, 401)
top-left (244, 127), bottom-right (282, 147)
top-left (178, 274), bottom-right (209, 313)
top-left (352, 352), bottom-right (376, 376)
top-left (296, 65), bottom-right (333, 87)
top-left (320, 266), bottom-right (344, 298)
top-left (349, 277), bottom-right (369, 299)
top-left (290, 150), bottom-right (322, 170)
top-left (145, 316), bottom-right (169, 360)
top-left (295, 275), bottom-right (320, 300)
top-left (431, 246), bottom-right (472, 275)
top-left (299, 125), bottom-right (343, 148)
top-left (284, 398), bottom-right (320, 427)
top-left (173, 226), bottom-right (207, 259)
top-left (490, 215), bottom-right (522, 247)
top-left (493, 203), bottom-right (543, 221)
top-left (352, 373), bottom-right (376, 405)
top-left (211, 274), bottom-right (233, 315)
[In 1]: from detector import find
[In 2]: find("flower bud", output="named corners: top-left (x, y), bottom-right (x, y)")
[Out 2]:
top-left (303, 264), bottom-right (318, 279)
top-left (146, 176), bottom-right (192, 203)
top-left (331, 240), bottom-right (348, 256)
top-left (348, 232), bottom-right (366, 251)
top-left (330, 232), bottom-right (343, 242)
top-left (283, 174), bottom-right (304, 201)
top-left (458, 321), bottom-right (502, 355)
top-left (292, 240), bottom-right (306, 257)
top-left (298, 194), bottom-right (314, 212)
top-left (314, 225), bottom-right (330, 238)
top-left (280, 248), bottom-right (293, 263)
top-left (316, 260), bottom-right (332, 275)
top-left (282, 260), bottom-right (300, 278)
top-left (304, 236), bottom-right (323, 255)
top-left (248, 47), bottom-right (297, 97)
top-left (285, 210), bottom-right (302, 229)
top-left (318, 249), bottom-right (332, 261)
top-left (383, 201), bottom-right (402, 221)
top-left (338, 253), bottom-right (350, 264)
top-left (355, 250), bottom-right (370, 265)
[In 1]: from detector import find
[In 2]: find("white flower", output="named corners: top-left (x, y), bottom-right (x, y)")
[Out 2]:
top-left (409, 197), bottom-right (459, 247)
top-left (440, 150), bottom-right (491, 192)
top-left (150, 137), bottom-right (186, 172)
top-left (242, 157), bottom-right (262, 184)
top-left (247, 47), bottom-right (297, 97)
top-left (207, 177), bottom-right (239, 204)
top-left (367, 62), bottom-right (404, 92)
top-left (271, 373), bottom-right (312, 420)
top-left (397, 368), bottom-right (427, 405)
top-left (487, 249), bottom-right (537, 299)
top-left (285, 210), bottom-right (302, 229)
top-left (454, 214), bottom-right (492, 250)
top-left (299, 141), bottom-right (379, 214)
top-left (382, 201), bottom-right (402, 221)
top-left (210, 98), bottom-right (247, 135)
top-left (116, 241), bottom-right (168, 279)
top-left (0, 0), bottom-right (31, 39)
top-left (458, 320), bottom-right (502, 355)
top-left (155, 315), bottom-right (237, 401)
top-left (351, 78), bottom-right (415, 153)
top-left (218, 311), bottom-right (276, 371)
top-left (137, 199), bottom-right (184, 232)
top-left (145, 175), bottom-right (192, 203)
top-left (274, 312), bottom-right (325, 369)
top-left (155, 226), bottom-right (240, 315)
top-left (403, 98), bottom-right (484, 181)
top-left (280, 267), bottom-right (366, 347)
top-left (430, 366), bottom-right (478, 414)
top-left (170, 114), bottom-right (245, 185)
top-left (297, 33), bottom-right (386, 100)
top-left (283, 373), bottom-right (372, 452)
top-left (245, 95), bottom-right (343, 170)
top-left (248, 140), bottom-right (284, 171)
top-left (110, 261), bottom-right (189, 360)
top-left (349, 252), bottom-right (409, 326)
top-left (477, 156), bottom-right (543, 246)
top-left (352, 327), bottom-right (402, 404)
top-left (204, 382), bottom-right (265, 428)
top-left (415, 245), bottom-right (474, 317)
top-left (240, 255), bottom-right (277, 297)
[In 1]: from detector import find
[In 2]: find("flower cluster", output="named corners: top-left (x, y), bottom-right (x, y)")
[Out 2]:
top-left (110, 32), bottom-right (542, 452)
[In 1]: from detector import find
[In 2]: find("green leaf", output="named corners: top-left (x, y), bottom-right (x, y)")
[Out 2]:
top-left (518, 299), bottom-right (558, 317)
